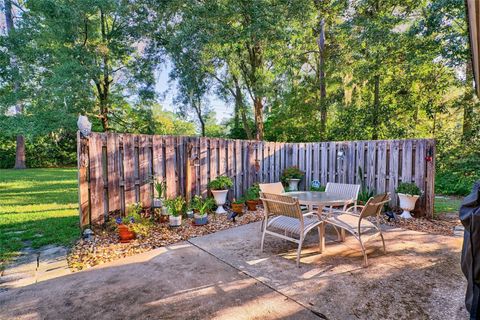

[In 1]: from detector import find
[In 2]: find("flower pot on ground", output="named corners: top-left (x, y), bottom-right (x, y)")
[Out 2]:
top-left (117, 223), bottom-right (135, 243)
top-left (245, 184), bottom-right (260, 211)
top-left (191, 195), bottom-right (214, 225)
top-left (194, 213), bottom-right (208, 225)
top-left (208, 176), bottom-right (233, 214)
top-left (231, 198), bottom-right (245, 215)
top-left (186, 210), bottom-right (194, 218)
top-left (165, 196), bottom-right (186, 227)
top-left (281, 166), bottom-right (304, 191)
top-left (287, 179), bottom-right (301, 191)
top-left (396, 182), bottom-right (422, 219)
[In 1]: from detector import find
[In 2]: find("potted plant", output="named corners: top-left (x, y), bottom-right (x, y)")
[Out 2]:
top-left (396, 182), bottom-right (422, 219)
top-left (281, 166), bottom-right (304, 191)
top-left (208, 175), bottom-right (233, 214)
top-left (310, 180), bottom-right (325, 192)
top-left (191, 195), bottom-right (214, 225)
top-left (114, 202), bottom-right (146, 243)
top-left (164, 196), bottom-right (186, 227)
top-left (245, 185), bottom-right (260, 211)
top-left (231, 198), bottom-right (245, 215)
top-left (153, 179), bottom-right (167, 208)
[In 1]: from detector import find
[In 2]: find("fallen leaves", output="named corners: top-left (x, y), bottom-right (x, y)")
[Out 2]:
top-left (380, 213), bottom-right (460, 236)
top-left (67, 209), bottom-right (263, 272)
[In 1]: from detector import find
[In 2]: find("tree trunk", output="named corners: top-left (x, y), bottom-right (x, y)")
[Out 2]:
top-left (234, 78), bottom-right (253, 140)
top-left (14, 135), bottom-right (26, 169)
top-left (5, 0), bottom-right (26, 169)
top-left (372, 74), bottom-right (380, 140)
top-left (253, 97), bottom-right (264, 140)
top-left (317, 17), bottom-right (327, 139)
top-left (463, 61), bottom-right (474, 141)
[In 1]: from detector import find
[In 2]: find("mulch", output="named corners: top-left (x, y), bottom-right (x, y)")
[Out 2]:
top-left (67, 210), bottom-right (263, 272)
top-left (380, 212), bottom-right (461, 237)
top-left (68, 208), bottom-right (462, 272)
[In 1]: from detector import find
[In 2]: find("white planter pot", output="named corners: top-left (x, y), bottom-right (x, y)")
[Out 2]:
top-left (287, 179), bottom-right (301, 191)
top-left (398, 193), bottom-right (420, 219)
top-left (211, 189), bottom-right (228, 214)
top-left (169, 215), bottom-right (182, 227)
top-left (153, 198), bottom-right (163, 208)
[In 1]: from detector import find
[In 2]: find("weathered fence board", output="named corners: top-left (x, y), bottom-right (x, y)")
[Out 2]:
top-left (78, 133), bottom-right (436, 226)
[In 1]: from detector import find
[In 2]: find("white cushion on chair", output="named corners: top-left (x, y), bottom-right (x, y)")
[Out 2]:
top-left (268, 216), bottom-right (320, 235)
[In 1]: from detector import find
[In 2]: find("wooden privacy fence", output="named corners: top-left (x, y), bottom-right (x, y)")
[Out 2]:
top-left (77, 132), bottom-right (435, 226)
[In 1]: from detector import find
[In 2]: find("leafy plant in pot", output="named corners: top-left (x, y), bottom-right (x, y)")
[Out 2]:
top-left (164, 196), bottom-right (186, 227)
top-left (114, 203), bottom-right (151, 243)
top-left (396, 182), bottom-right (422, 219)
top-left (191, 195), bottom-right (214, 225)
top-left (231, 198), bottom-right (245, 215)
top-left (208, 175), bottom-right (233, 214)
top-left (153, 179), bottom-right (167, 208)
top-left (281, 166), bottom-right (304, 191)
top-left (245, 185), bottom-right (260, 211)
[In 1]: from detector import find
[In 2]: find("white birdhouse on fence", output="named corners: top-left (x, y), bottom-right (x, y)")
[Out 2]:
top-left (77, 115), bottom-right (92, 137)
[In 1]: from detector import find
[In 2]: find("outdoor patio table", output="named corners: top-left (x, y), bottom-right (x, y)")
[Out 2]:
top-left (284, 191), bottom-right (353, 213)
top-left (283, 191), bottom-right (354, 250)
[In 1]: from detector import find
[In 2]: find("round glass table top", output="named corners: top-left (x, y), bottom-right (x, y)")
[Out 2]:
top-left (283, 191), bottom-right (353, 206)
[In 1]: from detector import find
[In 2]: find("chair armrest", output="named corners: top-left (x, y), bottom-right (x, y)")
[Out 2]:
top-left (346, 205), bottom-right (364, 215)
top-left (302, 212), bottom-right (317, 218)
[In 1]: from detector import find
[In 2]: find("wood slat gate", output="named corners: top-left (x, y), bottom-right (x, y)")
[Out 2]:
top-left (78, 132), bottom-right (435, 226)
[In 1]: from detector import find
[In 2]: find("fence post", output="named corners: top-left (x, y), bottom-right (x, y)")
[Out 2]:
top-left (77, 131), bottom-right (90, 228)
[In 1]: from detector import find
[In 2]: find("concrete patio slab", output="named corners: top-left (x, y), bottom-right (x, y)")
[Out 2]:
top-left (0, 241), bottom-right (317, 320)
top-left (190, 222), bottom-right (468, 320)
top-left (0, 223), bottom-right (469, 319)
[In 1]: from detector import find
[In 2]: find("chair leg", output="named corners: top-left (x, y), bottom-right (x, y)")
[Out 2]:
top-left (380, 231), bottom-right (386, 254)
top-left (296, 237), bottom-right (304, 267)
top-left (340, 229), bottom-right (346, 242)
top-left (260, 219), bottom-right (267, 252)
top-left (359, 236), bottom-right (368, 267)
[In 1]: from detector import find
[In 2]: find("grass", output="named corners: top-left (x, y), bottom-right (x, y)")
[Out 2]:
top-left (0, 168), bottom-right (79, 269)
top-left (434, 196), bottom-right (462, 215)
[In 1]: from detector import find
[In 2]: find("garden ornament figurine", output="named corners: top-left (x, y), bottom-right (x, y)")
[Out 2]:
top-left (460, 181), bottom-right (480, 319)
top-left (77, 115), bottom-right (92, 137)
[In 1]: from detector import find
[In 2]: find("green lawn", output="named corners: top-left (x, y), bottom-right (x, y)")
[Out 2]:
top-left (434, 196), bottom-right (462, 215)
top-left (0, 168), bottom-right (79, 269)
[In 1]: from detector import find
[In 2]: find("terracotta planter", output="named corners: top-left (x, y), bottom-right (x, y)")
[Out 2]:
top-left (231, 203), bottom-right (244, 215)
top-left (246, 200), bottom-right (257, 211)
top-left (118, 224), bottom-right (135, 243)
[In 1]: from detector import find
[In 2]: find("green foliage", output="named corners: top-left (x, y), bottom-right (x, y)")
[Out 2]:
top-left (191, 195), bottom-right (215, 216)
top-left (208, 175), bottom-right (233, 190)
top-left (281, 167), bottom-right (304, 184)
top-left (232, 198), bottom-right (245, 204)
top-left (357, 167), bottom-right (375, 203)
top-left (246, 184), bottom-right (260, 201)
top-left (164, 196), bottom-right (186, 217)
top-left (396, 183), bottom-right (422, 196)
top-left (310, 184), bottom-right (326, 192)
top-left (153, 180), bottom-right (167, 199)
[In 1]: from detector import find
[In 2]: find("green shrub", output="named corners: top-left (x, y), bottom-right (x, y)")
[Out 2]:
top-left (208, 175), bottom-right (233, 190)
top-left (435, 152), bottom-right (480, 196)
top-left (164, 196), bottom-right (186, 217)
top-left (396, 182), bottom-right (421, 196)
top-left (246, 184), bottom-right (260, 201)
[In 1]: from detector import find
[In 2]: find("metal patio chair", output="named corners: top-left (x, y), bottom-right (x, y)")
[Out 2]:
top-left (321, 193), bottom-right (391, 267)
top-left (322, 182), bottom-right (361, 214)
top-left (260, 192), bottom-right (322, 267)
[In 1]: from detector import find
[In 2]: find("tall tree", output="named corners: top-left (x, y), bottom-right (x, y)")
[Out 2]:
top-left (3, 0), bottom-right (26, 168)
